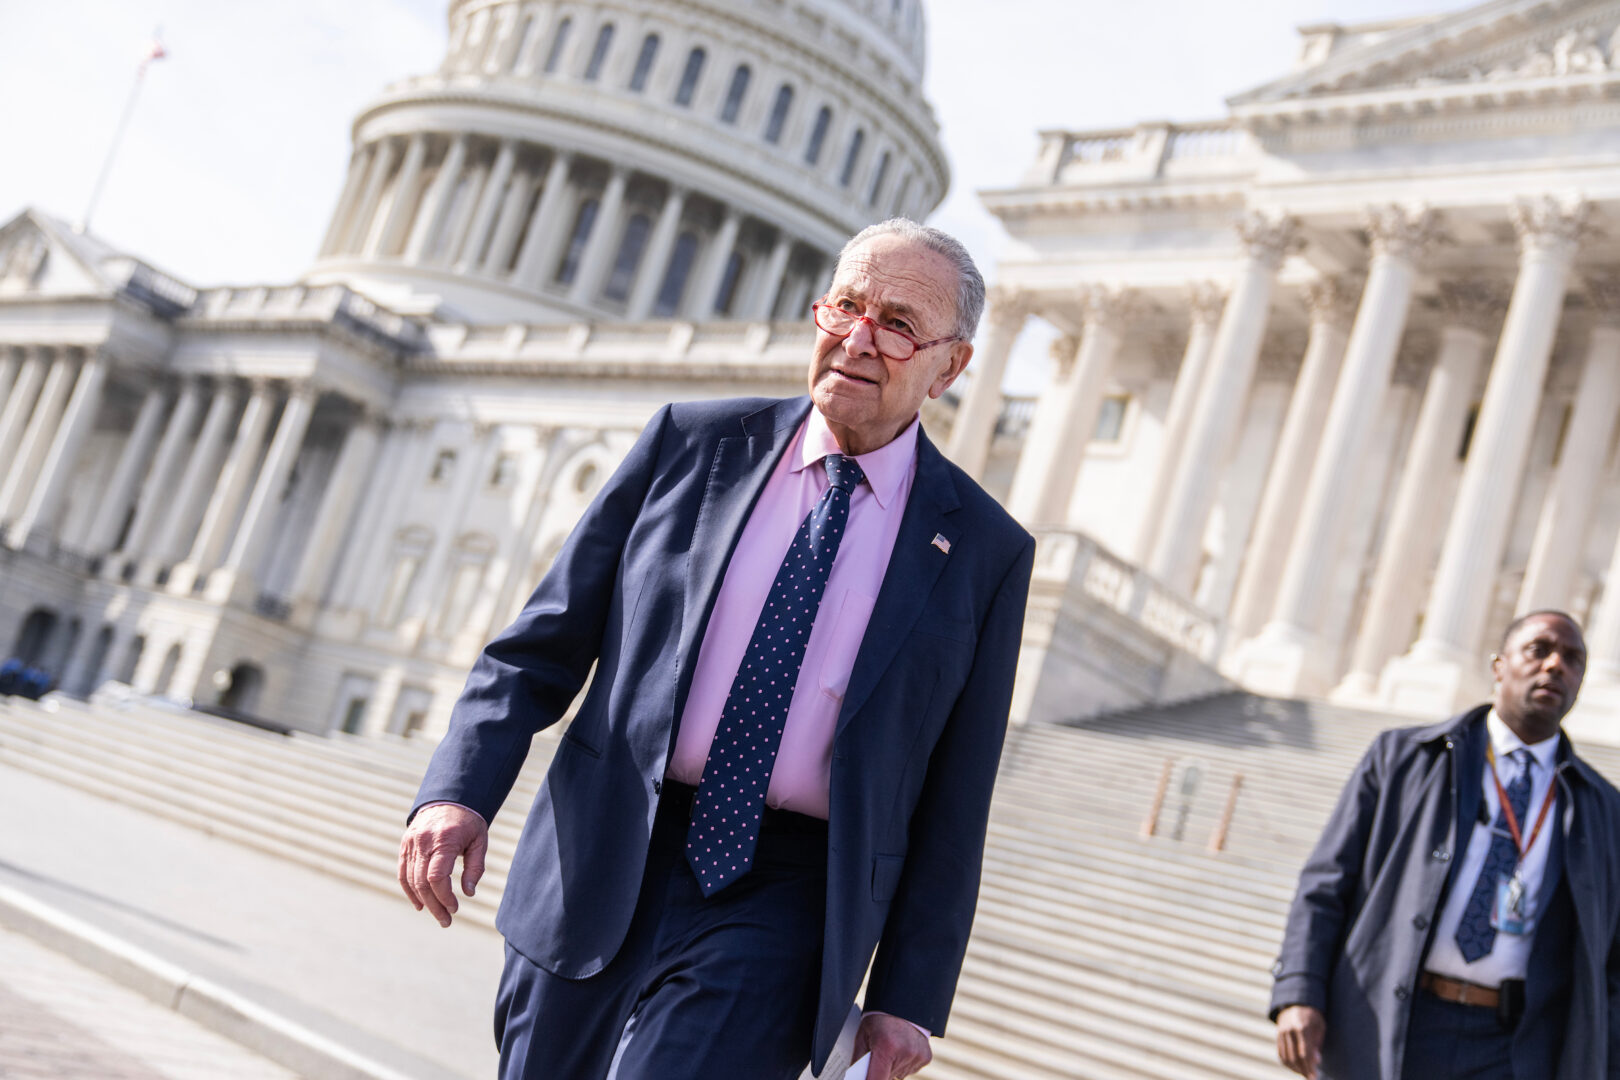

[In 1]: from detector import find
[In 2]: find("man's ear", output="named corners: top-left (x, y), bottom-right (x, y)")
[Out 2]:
top-left (929, 341), bottom-right (974, 398)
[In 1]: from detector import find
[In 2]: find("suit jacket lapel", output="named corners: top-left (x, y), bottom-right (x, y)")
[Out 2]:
top-left (673, 397), bottom-right (810, 725)
top-left (837, 430), bottom-right (961, 736)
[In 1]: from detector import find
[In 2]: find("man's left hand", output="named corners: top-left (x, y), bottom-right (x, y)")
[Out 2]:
top-left (853, 1013), bottom-right (930, 1079)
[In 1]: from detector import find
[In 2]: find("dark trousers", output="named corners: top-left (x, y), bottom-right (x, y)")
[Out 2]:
top-left (1400, 989), bottom-right (1515, 1080)
top-left (494, 782), bottom-right (829, 1080)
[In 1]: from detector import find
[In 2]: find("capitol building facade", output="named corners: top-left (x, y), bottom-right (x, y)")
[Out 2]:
top-left (7, 0), bottom-right (1620, 741)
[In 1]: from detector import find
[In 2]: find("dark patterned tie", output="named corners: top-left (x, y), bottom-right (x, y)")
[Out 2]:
top-left (686, 453), bottom-right (864, 897)
top-left (1455, 748), bottom-right (1533, 963)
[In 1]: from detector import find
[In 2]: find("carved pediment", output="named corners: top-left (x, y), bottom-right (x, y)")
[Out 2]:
top-left (0, 209), bottom-right (118, 299)
top-left (1232, 0), bottom-right (1620, 105)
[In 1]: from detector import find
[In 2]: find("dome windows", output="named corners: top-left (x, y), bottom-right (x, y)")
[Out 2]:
top-left (654, 232), bottom-right (700, 317)
top-left (805, 106), bottom-right (832, 165)
top-left (867, 150), bottom-right (891, 207)
top-left (629, 33), bottom-right (660, 92)
top-left (584, 24), bottom-right (615, 82)
top-left (764, 85), bottom-right (793, 145)
top-left (839, 128), bottom-right (866, 188)
top-left (674, 47), bottom-right (706, 107)
top-left (603, 212), bottom-right (653, 302)
top-left (544, 17), bottom-right (573, 75)
top-left (720, 65), bottom-right (751, 125)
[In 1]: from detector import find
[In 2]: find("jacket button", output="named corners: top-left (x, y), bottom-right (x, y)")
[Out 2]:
top-left (1270, 960), bottom-right (1282, 976)
top-left (652, 778), bottom-right (662, 795)
top-left (1413, 915), bottom-right (1428, 930)
top-left (1432, 848), bottom-right (1450, 862)
top-left (1394, 986), bottom-right (1409, 1001)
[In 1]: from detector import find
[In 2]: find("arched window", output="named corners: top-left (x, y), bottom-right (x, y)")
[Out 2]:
top-left (714, 250), bottom-right (745, 316)
top-left (840, 128), bottom-right (866, 188)
top-left (805, 106), bottom-right (832, 165)
top-left (867, 150), bottom-right (891, 207)
top-left (720, 64), bottom-right (750, 124)
top-left (510, 15), bottom-right (539, 72)
top-left (436, 534), bottom-right (496, 639)
top-left (378, 526), bottom-right (433, 629)
top-left (764, 84), bottom-right (793, 144)
top-left (584, 23), bottom-right (614, 81)
top-left (653, 231), bottom-right (700, 316)
top-left (629, 33), bottom-right (659, 92)
top-left (603, 212), bottom-right (653, 302)
top-left (543, 17), bottom-right (573, 74)
top-left (674, 47), bottom-right (705, 107)
top-left (555, 197), bottom-right (600, 285)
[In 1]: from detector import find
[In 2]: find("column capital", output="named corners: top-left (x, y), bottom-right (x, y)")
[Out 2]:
top-left (1302, 273), bottom-right (1360, 329)
top-left (1077, 285), bottom-right (1137, 332)
top-left (1365, 204), bottom-right (1443, 264)
top-left (1235, 210), bottom-right (1301, 268)
top-left (1511, 195), bottom-right (1593, 256)
top-left (1186, 281), bottom-right (1227, 328)
top-left (984, 285), bottom-right (1034, 325)
top-left (1436, 277), bottom-right (1510, 332)
top-left (1048, 333), bottom-right (1081, 379)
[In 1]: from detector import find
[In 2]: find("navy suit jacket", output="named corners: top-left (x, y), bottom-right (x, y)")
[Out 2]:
top-left (413, 395), bottom-right (1035, 1071)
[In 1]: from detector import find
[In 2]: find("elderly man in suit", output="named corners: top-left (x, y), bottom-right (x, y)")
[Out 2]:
top-left (397, 219), bottom-right (1034, 1080)
top-left (1272, 610), bottom-right (1620, 1079)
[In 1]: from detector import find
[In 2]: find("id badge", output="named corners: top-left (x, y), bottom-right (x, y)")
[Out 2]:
top-left (1490, 873), bottom-right (1530, 935)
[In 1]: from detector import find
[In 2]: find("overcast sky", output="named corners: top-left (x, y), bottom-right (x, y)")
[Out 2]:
top-left (0, 0), bottom-right (1481, 389)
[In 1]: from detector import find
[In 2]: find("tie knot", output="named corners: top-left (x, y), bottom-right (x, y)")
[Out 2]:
top-left (824, 454), bottom-right (865, 494)
top-left (1512, 748), bottom-right (1534, 776)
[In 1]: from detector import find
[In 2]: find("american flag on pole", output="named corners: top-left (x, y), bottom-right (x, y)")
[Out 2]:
top-left (141, 31), bottom-right (166, 70)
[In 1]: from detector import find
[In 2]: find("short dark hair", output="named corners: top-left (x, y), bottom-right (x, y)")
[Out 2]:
top-left (1497, 610), bottom-right (1583, 653)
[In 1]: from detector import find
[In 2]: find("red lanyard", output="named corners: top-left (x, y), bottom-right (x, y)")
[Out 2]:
top-left (1485, 744), bottom-right (1557, 861)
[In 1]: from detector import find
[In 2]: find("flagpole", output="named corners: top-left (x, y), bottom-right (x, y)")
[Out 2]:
top-left (79, 32), bottom-right (166, 234)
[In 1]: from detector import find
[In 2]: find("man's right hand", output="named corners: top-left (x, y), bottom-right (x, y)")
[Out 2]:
top-left (398, 803), bottom-right (488, 927)
top-left (1275, 1004), bottom-right (1326, 1079)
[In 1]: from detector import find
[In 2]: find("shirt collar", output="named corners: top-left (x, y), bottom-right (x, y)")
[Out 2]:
top-left (1485, 708), bottom-right (1561, 772)
top-left (796, 407), bottom-right (919, 510)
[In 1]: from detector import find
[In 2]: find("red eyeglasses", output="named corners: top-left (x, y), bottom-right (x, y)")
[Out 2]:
top-left (811, 302), bottom-right (959, 361)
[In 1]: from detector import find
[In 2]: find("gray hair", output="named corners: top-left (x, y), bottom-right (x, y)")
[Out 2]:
top-left (828, 218), bottom-right (986, 342)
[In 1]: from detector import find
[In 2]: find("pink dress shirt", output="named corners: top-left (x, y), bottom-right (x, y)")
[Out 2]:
top-left (666, 407), bottom-right (919, 819)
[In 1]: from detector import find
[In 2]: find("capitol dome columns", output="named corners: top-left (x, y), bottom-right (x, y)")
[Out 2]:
top-left (513, 151), bottom-right (575, 289)
top-left (946, 287), bottom-right (1031, 480)
top-left (567, 166), bottom-right (629, 304)
top-left (1333, 282), bottom-right (1501, 702)
top-left (1234, 205), bottom-right (1438, 696)
top-left (1148, 211), bottom-right (1298, 591)
top-left (1382, 197), bottom-right (1590, 713)
top-left (627, 186), bottom-right (689, 319)
top-left (405, 136), bottom-right (469, 263)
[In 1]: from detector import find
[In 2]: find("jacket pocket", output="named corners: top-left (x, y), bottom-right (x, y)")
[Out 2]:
top-left (560, 727), bottom-right (602, 758)
top-left (871, 853), bottom-right (906, 902)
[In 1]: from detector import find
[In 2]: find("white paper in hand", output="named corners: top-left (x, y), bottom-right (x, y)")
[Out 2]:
top-left (842, 1054), bottom-right (871, 1080)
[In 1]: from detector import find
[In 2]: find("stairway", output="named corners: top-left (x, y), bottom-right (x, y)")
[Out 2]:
top-left (5, 690), bottom-right (1616, 1079)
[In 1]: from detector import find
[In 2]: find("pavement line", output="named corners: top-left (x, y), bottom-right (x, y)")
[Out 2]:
top-left (0, 884), bottom-right (426, 1080)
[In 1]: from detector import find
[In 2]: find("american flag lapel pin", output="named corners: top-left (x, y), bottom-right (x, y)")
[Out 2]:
top-left (931, 533), bottom-right (951, 555)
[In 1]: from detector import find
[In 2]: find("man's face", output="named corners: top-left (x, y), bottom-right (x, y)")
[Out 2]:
top-left (808, 235), bottom-right (973, 455)
top-left (1492, 613), bottom-right (1587, 735)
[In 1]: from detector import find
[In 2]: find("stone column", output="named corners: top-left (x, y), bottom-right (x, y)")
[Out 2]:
top-left (946, 287), bottom-right (1031, 480)
top-left (626, 186), bottom-right (688, 319)
top-left (1518, 287), bottom-right (1620, 613)
top-left (567, 166), bottom-right (629, 304)
top-left (319, 148), bottom-right (370, 257)
top-left (171, 380), bottom-right (276, 592)
top-left (1131, 282), bottom-right (1228, 563)
top-left (686, 207), bottom-right (743, 321)
top-left (742, 229), bottom-right (795, 322)
top-left (1148, 212), bottom-right (1298, 592)
top-left (402, 426), bottom-right (503, 644)
top-left (1383, 197), bottom-right (1590, 714)
top-left (346, 138), bottom-right (400, 255)
top-left (483, 166), bottom-right (535, 274)
top-left (457, 139), bottom-right (518, 273)
top-left (513, 151), bottom-right (575, 289)
top-left (114, 378), bottom-right (203, 574)
top-left (209, 384), bottom-right (319, 602)
top-left (0, 350), bottom-right (78, 526)
top-left (404, 136), bottom-right (468, 264)
top-left (1333, 283), bottom-right (1502, 701)
top-left (140, 383), bottom-right (240, 581)
top-left (0, 351), bottom-right (47, 493)
top-left (1225, 275), bottom-right (1357, 638)
top-left (288, 411), bottom-right (385, 623)
top-left (1236, 206), bottom-right (1438, 695)
top-left (1005, 287), bottom-right (1135, 525)
top-left (371, 133), bottom-right (428, 258)
top-left (8, 352), bottom-right (109, 551)
top-left (83, 383), bottom-right (169, 555)
top-left (0, 350), bottom-right (19, 412)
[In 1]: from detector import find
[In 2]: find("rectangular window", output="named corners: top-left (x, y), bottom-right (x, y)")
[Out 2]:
top-left (1092, 395), bottom-right (1130, 443)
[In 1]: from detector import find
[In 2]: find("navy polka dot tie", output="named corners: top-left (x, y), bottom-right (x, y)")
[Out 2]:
top-left (1455, 749), bottom-right (1533, 963)
top-left (686, 453), bottom-right (865, 897)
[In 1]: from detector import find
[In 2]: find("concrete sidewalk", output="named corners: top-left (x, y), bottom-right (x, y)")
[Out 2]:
top-left (0, 761), bottom-right (505, 1079)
